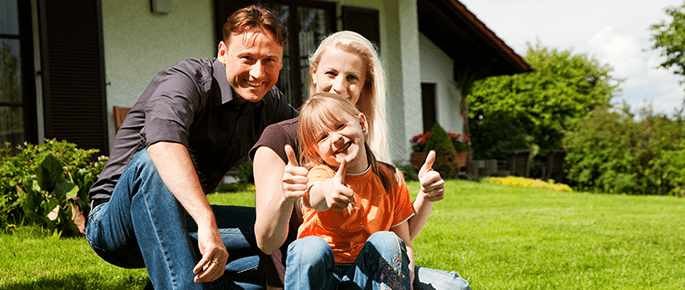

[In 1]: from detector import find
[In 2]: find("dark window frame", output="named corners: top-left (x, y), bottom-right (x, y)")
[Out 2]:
top-left (1, 0), bottom-right (37, 147)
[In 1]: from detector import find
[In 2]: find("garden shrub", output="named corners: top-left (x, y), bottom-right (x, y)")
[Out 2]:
top-left (660, 148), bottom-right (685, 197)
top-left (433, 142), bottom-right (460, 179)
top-left (423, 123), bottom-right (460, 179)
top-left (0, 139), bottom-right (108, 235)
top-left (563, 107), bottom-right (685, 195)
top-left (422, 123), bottom-right (454, 154)
top-left (469, 112), bottom-right (533, 160)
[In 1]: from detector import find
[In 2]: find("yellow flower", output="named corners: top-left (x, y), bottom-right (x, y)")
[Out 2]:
top-left (487, 176), bottom-right (572, 191)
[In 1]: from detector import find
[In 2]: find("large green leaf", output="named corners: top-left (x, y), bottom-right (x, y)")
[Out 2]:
top-left (55, 180), bottom-right (79, 200)
top-left (37, 154), bottom-right (64, 192)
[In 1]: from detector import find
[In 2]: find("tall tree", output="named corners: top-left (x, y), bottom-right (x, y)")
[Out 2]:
top-left (467, 43), bottom-right (621, 160)
top-left (650, 2), bottom-right (685, 85)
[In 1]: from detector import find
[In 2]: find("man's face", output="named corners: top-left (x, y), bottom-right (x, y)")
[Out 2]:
top-left (218, 28), bottom-right (284, 104)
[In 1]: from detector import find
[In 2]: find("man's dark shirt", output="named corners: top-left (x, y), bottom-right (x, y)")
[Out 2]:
top-left (89, 58), bottom-right (297, 206)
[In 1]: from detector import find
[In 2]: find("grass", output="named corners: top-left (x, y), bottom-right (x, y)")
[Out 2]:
top-left (2, 180), bottom-right (684, 289)
top-left (408, 181), bottom-right (685, 289)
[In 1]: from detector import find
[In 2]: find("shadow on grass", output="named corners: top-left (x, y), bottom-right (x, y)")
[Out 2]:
top-left (0, 273), bottom-right (148, 290)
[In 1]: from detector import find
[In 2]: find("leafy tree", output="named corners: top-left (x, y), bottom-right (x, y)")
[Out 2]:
top-left (650, 2), bottom-right (685, 85)
top-left (467, 42), bottom-right (622, 161)
top-left (564, 107), bottom-right (685, 196)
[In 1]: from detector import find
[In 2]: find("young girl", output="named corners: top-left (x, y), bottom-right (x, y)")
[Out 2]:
top-left (284, 93), bottom-right (415, 290)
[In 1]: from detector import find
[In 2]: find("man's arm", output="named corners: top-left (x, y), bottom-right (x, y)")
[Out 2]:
top-left (147, 141), bottom-right (227, 283)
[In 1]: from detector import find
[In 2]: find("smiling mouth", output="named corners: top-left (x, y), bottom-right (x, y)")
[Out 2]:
top-left (244, 79), bottom-right (265, 87)
top-left (334, 141), bottom-right (351, 156)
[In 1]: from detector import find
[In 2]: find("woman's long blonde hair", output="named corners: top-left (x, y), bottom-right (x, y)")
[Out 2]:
top-left (308, 31), bottom-right (390, 162)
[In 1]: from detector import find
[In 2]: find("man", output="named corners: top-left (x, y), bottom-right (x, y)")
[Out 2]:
top-left (85, 6), bottom-right (296, 289)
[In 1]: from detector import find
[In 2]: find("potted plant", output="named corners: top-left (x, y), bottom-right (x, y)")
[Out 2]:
top-left (409, 131), bottom-right (431, 170)
top-left (448, 132), bottom-right (472, 168)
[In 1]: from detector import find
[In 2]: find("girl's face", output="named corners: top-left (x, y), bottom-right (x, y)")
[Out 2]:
top-left (315, 112), bottom-right (369, 173)
top-left (311, 47), bottom-right (366, 105)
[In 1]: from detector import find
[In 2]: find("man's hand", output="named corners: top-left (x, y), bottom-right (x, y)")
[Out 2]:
top-left (322, 160), bottom-right (355, 211)
top-left (192, 224), bottom-right (229, 283)
top-left (282, 144), bottom-right (309, 201)
top-left (418, 150), bottom-right (445, 202)
top-left (148, 142), bottom-right (228, 283)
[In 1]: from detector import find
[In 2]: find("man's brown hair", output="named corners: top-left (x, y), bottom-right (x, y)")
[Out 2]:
top-left (223, 5), bottom-right (288, 47)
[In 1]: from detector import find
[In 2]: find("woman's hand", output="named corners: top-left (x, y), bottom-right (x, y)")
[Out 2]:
top-left (282, 144), bottom-right (309, 201)
top-left (419, 150), bottom-right (445, 202)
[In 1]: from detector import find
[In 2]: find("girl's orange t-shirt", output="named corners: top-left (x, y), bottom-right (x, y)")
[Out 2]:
top-left (298, 163), bottom-right (415, 264)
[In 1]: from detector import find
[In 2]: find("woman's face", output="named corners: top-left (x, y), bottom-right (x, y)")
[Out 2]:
top-left (311, 47), bottom-right (366, 105)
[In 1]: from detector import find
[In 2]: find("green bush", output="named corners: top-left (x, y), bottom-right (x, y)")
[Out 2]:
top-left (469, 112), bottom-right (533, 160)
top-left (563, 108), bottom-right (685, 196)
top-left (422, 123), bottom-right (454, 154)
top-left (423, 123), bottom-right (460, 179)
top-left (0, 139), bottom-right (108, 235)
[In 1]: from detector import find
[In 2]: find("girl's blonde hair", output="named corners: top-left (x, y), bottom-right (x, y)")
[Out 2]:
top-left (298, 93), bottom-right (391, 192)
top-left (308, 31), bottom-right (390, 162)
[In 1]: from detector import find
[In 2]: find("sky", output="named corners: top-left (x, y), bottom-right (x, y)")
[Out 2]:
top-left (458, 0), bottom-right (685, 116)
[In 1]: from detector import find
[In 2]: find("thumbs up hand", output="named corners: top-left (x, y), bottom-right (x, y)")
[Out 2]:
top-left (282, 144), bottom-right (309, 201)
top-left (321, 160), bottom-right (355, 212)
top-left (419, 150), bottom-right (445, 202)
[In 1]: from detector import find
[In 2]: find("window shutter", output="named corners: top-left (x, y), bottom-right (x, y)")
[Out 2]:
top-left (39, 0), bottom-right (108, 154)
top-left (342, 6), bottom-right (380, 50)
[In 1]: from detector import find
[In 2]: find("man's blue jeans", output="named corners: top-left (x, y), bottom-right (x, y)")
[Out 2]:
top-left (284, 231), bottom-right (411, 290)
top-left (85, 149), bottom-right (262, 289)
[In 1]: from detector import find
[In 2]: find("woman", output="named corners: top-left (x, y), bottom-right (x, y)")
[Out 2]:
top-left (250, 31), bottom-right (470, 290)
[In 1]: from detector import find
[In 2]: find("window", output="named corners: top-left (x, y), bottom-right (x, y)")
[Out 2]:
top-left (262, 1), bottom-right (335, 108)
top-left (0, 0), bottom-right (36, 149)
top-left (421, 83), bottom-right (437, 133)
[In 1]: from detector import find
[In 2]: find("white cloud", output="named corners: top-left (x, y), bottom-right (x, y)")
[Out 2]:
top-left (588, 26), bottom-right (645, 80)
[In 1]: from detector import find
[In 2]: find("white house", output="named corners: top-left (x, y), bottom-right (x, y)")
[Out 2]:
top-left (2, 0), bottom-right (529, 164)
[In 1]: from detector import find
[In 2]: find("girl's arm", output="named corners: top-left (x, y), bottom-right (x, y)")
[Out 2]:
top-left (392, 222), bottom-right (415, 290)
top-left (253, 145), bottom-right (308, 255)
top-left (408, 150), bottom-right (445, 240)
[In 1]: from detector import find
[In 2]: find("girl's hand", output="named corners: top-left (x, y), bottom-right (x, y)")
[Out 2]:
top-left (419, 150), bottom-right (445, 202)
top-left (282, 145), bottom-right (309, 201)
top-left (324, 160), bottom-right (355, 211)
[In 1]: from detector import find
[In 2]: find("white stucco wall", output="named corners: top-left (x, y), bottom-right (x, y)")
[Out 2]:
top-left (396, 0), bottom-right (421, 164)
top-left (99, 0), bottom-right (419, 163)
top-left (101, 0), bottom-right (215, 145)
top-left (419, 33), bottom-right (463, 135)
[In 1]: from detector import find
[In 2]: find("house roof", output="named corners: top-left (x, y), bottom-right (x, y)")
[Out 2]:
top-left (417, 0), bottom-right (532, 81)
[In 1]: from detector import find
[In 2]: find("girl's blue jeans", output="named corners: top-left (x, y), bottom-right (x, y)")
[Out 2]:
top-left (284, 231), bottom-right (411, 290)
top-left (283, 233), bottom-right (471, 290)
top-left (85, 149), bottom-right (262, 289)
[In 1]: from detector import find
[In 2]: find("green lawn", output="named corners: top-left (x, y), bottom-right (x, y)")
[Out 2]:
top-left (2, 180), bottom-right (684, 289)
